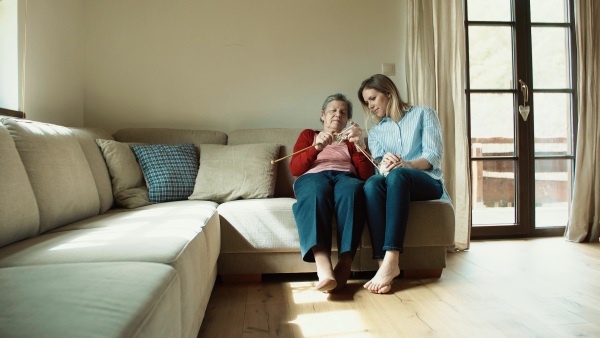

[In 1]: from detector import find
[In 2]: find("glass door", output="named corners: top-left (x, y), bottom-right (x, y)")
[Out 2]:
top-left (464, 0), bottom-right (576, 238)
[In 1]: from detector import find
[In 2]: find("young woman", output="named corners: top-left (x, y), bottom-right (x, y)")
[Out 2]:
top-left (358, 74), bottom-right (448, 294)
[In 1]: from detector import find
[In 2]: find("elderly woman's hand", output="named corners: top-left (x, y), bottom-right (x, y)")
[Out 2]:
top-left (346, 122), bottom-right (367, 149)
top-left (315, 131), bottom-right (334, 151)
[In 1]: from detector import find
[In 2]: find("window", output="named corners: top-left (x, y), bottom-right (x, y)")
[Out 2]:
top-left (0, 0), bottom-right (19, 110)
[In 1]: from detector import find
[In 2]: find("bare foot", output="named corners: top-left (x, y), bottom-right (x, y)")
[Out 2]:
top-left (364, 252), bottom-right (400, 294)
top-left (364, 263), bottom-right (399, 294)
top-left (313, 247), bottom-right (336, 292)
top-left (330, 257), bottom-right (353, 293)
top-left (315, 278), bottom-right (337, 292)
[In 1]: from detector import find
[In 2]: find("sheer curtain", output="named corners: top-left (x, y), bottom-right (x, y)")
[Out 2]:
top-left (405, 0), bottom-right (471, 250)
top-left (565, 0), bottom-right (600, 242)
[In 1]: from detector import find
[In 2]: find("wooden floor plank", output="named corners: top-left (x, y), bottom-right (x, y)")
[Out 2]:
top-left (198, 284), bottom-right (248, 338)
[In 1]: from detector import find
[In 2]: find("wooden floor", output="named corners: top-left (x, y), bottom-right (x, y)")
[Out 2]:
top-left (198, 237), bottom-right (600, 338)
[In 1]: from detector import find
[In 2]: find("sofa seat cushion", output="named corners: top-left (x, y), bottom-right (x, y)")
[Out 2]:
top-left (0, 200), bottom-right (221, 338)
top-left (0, 200), bottom-right (218, 267)
top-left (0, 262), bottom-right (181, 338)
top-left (217, 198), bottom-right (340, 253)
top-left (360, 199), bottom-right (456, 250)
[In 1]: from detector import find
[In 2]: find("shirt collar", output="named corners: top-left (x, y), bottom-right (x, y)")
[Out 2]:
top-left (379, 117), bottom-right (392, 124)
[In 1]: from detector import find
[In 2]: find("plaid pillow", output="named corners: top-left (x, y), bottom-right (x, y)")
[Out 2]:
top-left (131, 144), bottom-right (199, 203)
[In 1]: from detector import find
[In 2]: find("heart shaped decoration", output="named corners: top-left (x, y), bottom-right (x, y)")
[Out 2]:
top-left (519, 105), bottom-right (530, 121)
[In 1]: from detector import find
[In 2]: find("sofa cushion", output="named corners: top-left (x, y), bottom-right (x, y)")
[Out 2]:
top-left (0, 199), bottom-right (218, 266)
top-left (96, 139), bottom-right (150, 209)
top-left (189, 143), bottom-right (280, 203)
top-left (0, 200), bottom-right (221, 338)
top-left (0, 121), bottom-right (39, 248)
top-left (0, 262), bottom-right (181, 338)
top-left (132, 144), bottom-right (199, 203)
top-left (113, 128), bottom-right (228, 148)
top-left (71, 128), bottom-right (116, 214)
top-left (217, 198), bottom-right (302, 252)
top-left (228, 128), bottom-right (304, 198)
top-left (2, 118), bottom-right (100, 234)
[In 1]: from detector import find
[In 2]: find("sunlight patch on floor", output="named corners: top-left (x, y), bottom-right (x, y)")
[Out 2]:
top-left (289, 281), bottom-right (327, 304)
top-left (290, 310), bottom-right (372, 337)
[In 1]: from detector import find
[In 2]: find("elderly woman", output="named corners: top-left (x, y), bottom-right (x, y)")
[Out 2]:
top-left (290, 93), bottom-right (374, 292)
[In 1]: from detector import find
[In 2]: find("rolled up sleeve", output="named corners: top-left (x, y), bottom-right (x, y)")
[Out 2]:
top-left (421, 108), bottom-right (444, 169)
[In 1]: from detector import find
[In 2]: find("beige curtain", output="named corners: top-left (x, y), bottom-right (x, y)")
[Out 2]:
top-left (565, 0), bottom-right (600, 242)
top-left (405, 0), bottom-right (471, 250)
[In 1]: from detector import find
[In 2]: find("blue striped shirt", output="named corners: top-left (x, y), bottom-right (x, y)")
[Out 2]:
top-left (368, 105), bottom-right (444, 182)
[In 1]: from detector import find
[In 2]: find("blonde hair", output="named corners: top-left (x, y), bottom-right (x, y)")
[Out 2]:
top-left (357, 74), bottom-right (411, 124)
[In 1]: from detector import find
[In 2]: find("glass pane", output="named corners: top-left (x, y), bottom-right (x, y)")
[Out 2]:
top-left (533, 93), bottom-right (572, 155)
top-left (472, 160), bottom-right (516, 225)
top-left (469, 26), bottom-right (514, 89)
top-left (532, 27), bottom-right (570, 89)
top-left (535, 159), bottom-right (572, 228)
top-left (530, 0), bottom-right (568, 23)
top-left (0, 0), bottom-right (20, 110)
top-left (470, 93), bottom-right (515, 157)
top-left (467, 0), bottom-right (512, 22)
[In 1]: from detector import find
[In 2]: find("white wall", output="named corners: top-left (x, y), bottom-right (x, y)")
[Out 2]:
top-left (83, 0), bottom-right (408, 134)
top-left (12, 0), bottom-right (406, 131)
top-left (20, 0), bottom-right (84, 126)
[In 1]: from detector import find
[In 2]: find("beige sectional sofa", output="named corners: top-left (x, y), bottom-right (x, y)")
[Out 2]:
top-left (0, 116), bottom-right (455, 337)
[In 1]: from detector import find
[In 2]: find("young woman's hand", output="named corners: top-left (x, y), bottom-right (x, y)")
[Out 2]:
top-left (379, 152), bottom-right (415, 173)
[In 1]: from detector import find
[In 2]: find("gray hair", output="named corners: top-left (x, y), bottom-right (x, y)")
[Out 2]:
top-left (320, 93), bottom-right (353, 123)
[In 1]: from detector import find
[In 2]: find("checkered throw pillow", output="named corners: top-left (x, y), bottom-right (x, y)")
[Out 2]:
top-left (131, 144), bottom-right (199, 203)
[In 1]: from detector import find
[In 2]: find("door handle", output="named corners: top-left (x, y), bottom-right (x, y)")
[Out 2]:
top-left (518, 79), bottom-right (530, 121)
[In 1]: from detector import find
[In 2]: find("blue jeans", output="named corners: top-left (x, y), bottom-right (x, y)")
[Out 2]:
top-left (292, 170), bottom-right (366, 262)
top-left (364, 168), bottom-right (443, 259)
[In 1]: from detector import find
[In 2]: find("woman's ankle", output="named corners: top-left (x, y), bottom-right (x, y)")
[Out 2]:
top-left (313, 247), bottom-right (334, 279)
top-left (383, 250), bottom-right (400, 267)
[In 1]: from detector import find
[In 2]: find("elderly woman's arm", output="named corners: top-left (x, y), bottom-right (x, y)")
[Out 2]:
top-left (289, 129), bottom-right (320, 177)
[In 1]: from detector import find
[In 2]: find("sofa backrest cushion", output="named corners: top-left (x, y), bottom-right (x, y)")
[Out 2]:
top-left (71, 128), bottom-right (115, 213)
top-left (96, 139), bottom-right (150, 209)
top-left (3, 119), bottom-right (100, 234)
top-left (228, 128), bottom-right (304, 198)
top-left (113, 128), bottom-right (228, 147)
top-left (189, 143), bottom-right (280, 202)
top-left (0, 121), bottom-right (39, 247)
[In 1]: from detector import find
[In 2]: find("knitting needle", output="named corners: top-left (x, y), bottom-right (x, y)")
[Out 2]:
top-left (355, 143), bottom-right (379, 167)
top-left (335, 123), bottom-right (356, 144)
top-left (271, 122), bottom-right (363, 165)
top-left (271, 144), bottom-right (314, 164)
